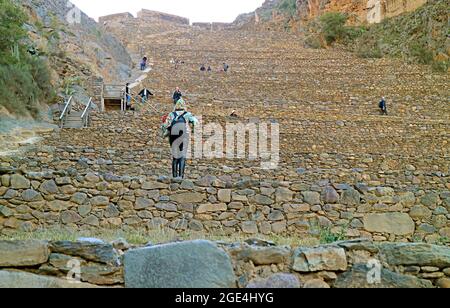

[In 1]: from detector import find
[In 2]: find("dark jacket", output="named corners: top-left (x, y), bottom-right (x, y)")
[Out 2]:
top-left (139, 89), bottom-right (154, 98)
top-left (173, 90), bottom-right (182, 102)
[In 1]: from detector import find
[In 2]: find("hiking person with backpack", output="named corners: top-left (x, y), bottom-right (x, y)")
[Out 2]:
top-left (161, 99), bottom-right (198, 179)
top-left (379, 97), bottom-right (388, 115)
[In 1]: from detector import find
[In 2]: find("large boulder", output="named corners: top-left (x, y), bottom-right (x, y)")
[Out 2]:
top-left (0, 271), bottom-right (98, 288)
top-left (124, 240), bottom-right (236, 288)
top-left (0, 241), bottom-right (49, 267)
top-left (292, 246), bottom-right (347, 272)
top-left (379, 243), bottom-right (450, 268)
top-left (334, 264), bottom-right (433, 288)
top-left (363, 213), bottom-right (415, 235)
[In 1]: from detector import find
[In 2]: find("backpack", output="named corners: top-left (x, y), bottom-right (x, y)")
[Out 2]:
top-left (168, 111), bottom-right (187, 135)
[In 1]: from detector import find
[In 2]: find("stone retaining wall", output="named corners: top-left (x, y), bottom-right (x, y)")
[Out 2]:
top-left (0, 239), bottom-right (449, 288)
top-left (0, 171), bottom-right (449, 243)
top-left (137, 9), bottom-right (190, 25)
top-left (98, 12), bottom-right (134, 24)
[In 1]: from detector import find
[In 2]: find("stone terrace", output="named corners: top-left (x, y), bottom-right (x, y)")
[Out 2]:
top-left (13, 27), bottom-right (450, 188)
top-left (1, 22), bottom-right (449, 241)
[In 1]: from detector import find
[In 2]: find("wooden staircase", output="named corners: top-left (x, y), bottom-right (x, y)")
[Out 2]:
top-left (59, 96), bottom-right (94, 129)
top-left (63, 111), bottom-right (84, 129)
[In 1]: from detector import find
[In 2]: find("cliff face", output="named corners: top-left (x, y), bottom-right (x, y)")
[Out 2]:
top-left (20, 0), bottom-right (132, 85)
top-left (234, 0), bottom-right (429, 27)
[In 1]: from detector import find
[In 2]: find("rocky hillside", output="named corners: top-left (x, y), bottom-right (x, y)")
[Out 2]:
top-left (0, 0), bottom-right (133, 138)
top-left (354, 0), bottom-right (449, 71)
top-left (234, 0), bottom-right (429, 27)
top-left (232, 0), bottom-right (448, 71)
top-left (20, 0), bottom-right (132, 87)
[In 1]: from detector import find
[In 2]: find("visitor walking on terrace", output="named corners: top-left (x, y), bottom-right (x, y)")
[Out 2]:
top-left (125, 83), bottom-right (131, 110)
top-left (161, 99), bottom-right (198, 179)
top-left (173, 87), bottom-right (183, 104)
top-left (223, 62), bottom-right (229, 72)
top-left (140, 56), bottom-right (148, 71)
top-left (139, 88), bottom-right (154, 103)
top-left (379, 97), bottom-right (388, 115)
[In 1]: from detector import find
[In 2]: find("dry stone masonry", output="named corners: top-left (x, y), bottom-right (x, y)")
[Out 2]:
top-left (0, 239), bottom-right (449, 288)
top-left (0, 1), bottom-right (448, 290)
top-left (0, 171), bottom-right (449, 243)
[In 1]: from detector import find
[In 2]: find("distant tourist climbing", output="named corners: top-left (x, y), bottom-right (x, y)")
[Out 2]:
top-left (173, 87), bottom-right (183, 104)
top-left (223, 62), bottom-right (230, 72)
top-left (140, 56), bottom-right (148, 71)
top-left (207, 66), bottom-right (212, 72)
top-left (139, 88), bottom-right (154, 103)
top-left (200, 64), bottom-right (206, 71)
top-left (125, 83), bottom-right (131, 110)
top-left (173, 59), bottom-right (184, 70)
top-left (379, 97), bottom-right (388, 115)
top-left (161, 99), bottom-right (198, 179)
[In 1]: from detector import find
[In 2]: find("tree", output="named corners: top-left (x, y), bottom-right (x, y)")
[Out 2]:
top-left (0, 0), bottom-right (27, 54)
top-left (319, 12), bottom-right (348, 45)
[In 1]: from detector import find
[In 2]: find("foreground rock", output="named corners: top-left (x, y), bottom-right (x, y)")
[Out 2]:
top-left (229, 244), bottom-right (291, 265)
top-left (0, 241), bottom-right (49, 267)
top-left (124, 240), bottom-right (236, 288)
top-left (247, 273), bottom-right (301, 288)
top-left (0, 271), bottom-right (98, 288)
top-left (334, 264), bottom-right (434, 288)
top-left (50, 241), bottom-right (119, 266)
top-left (292, 246), bottom-right (347, 272)
top-left (379, 243), bottom-right (450, 268)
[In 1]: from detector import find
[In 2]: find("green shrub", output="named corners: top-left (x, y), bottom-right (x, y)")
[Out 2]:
top-left (319, 12), bottom-right (348, 45)
top-left (304, 34), bottom-right (323, 49)
top-left (319, 226), bottom-right (348, 244)
top-left (304, 13), bottom-right (365, 48)
top-left (408, 42), bottom-right (434, 65)
top-left (356, 44), bottom-right (383, 59)
top-left (0, 0), bottom-right (26, 52)
top-left (0, 0), bottom-right (54, 118)
top-left (344, 26), bottom-right (367, 43)
top-left (277, 0), bottom-right (298, 17)
top-left (431, 60), bottom-right (449, 73)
